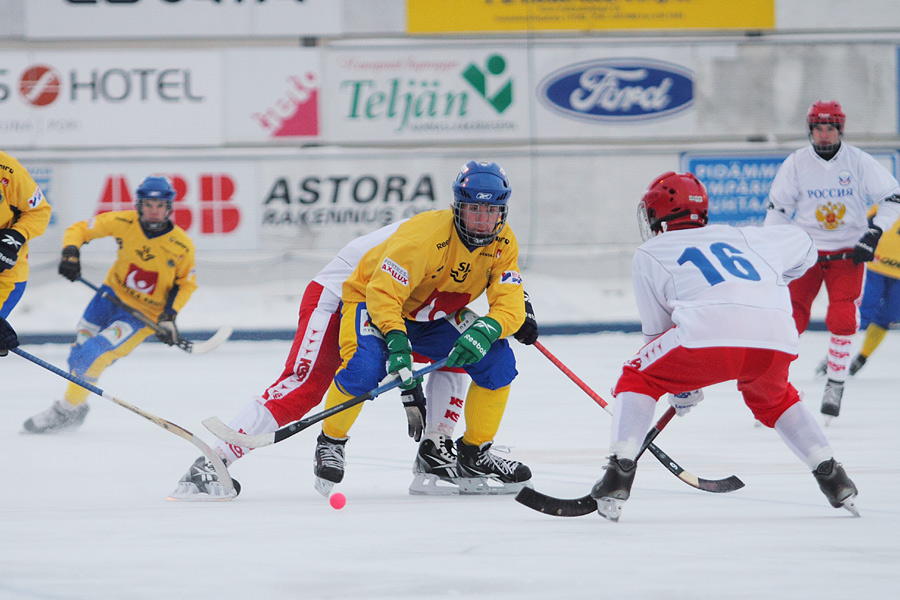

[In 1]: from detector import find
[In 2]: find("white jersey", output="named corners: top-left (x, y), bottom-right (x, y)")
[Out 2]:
top-left (633, 224), bottom-right (816, 354)
top-left (313, 220), bottom-right (407, 298)
top-left (764, 142), bottom-right (900, 251)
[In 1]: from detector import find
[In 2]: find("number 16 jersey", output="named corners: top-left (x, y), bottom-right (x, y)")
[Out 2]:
top-left (632, 224), bottom-right (816, 354)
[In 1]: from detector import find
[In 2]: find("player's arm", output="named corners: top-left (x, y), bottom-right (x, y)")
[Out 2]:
top-left (632, 250), bottom-right (674, 344)
top-left (482, 236), bottom-right (526, 338)
top-left (58, 213), bottom-right (120, 282)
top-left (155, 238), bottom-right (198, 346)
top-left (364, 235), bottom-right (423, 335)
top-left (0, 181), bottom-right (51, 274)
top-left (764, 156), bottom-right (798, 226)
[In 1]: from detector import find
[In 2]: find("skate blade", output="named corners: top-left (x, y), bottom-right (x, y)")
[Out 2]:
top-left (314, 477), bottom-right (335, 498)
top-left (841, 496), bottom-right (861, 518)
top-left (596, 497), bottom-right (624, 522)
top-left (409, 473), bottom-right (460, 496)
top-left (166, 484), bottom-right (237, 502)
top-left (457, 477), bottom-right (533, 496)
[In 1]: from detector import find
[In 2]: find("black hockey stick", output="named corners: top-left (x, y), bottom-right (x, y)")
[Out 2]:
top-left (532, 341), bottom-right (744, 494)
top-left (203, 359), bottom-right (449, 448)
top-left (78, 277), bottom-right (232, 354)
top-left (12, 347), bottom-right (236, 495)
top-left (516, 406), bottom-right (677, 517)
top-left (817, 252), bottom-right (853, 263)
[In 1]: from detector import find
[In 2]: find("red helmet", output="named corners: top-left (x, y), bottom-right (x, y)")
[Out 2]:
top-left (638, 172), bottom-right (709, 240)
top-left (807, 100), bottom-right (845, 132)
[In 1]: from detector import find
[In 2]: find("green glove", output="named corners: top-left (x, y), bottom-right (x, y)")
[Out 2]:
top-left (447, 317), bottom-right (502, 368)
top-left (385, 330), bottom-right (420, 391)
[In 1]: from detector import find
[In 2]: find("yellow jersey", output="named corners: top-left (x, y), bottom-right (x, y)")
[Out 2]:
top-left (0, 151), bottom-right (52, 283)
top-left (344, 209), bottom-right (525, 338)
top-left (63, 211), bottom-right (197, 321)
top-left (867, 205), bottom-right (900, 279)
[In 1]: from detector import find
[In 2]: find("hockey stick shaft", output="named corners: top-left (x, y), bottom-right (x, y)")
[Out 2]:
top-left (203, 359), bottom-right (450, 448)
top-left (12, 347), bottom-right (234, 492)
top-left (78, 277), bottom-right (230, 354)
top-left (532, 340), bottom-right (743, 493)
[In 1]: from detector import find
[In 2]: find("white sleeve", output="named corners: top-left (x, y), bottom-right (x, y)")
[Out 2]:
top-left (632, 250), bottom-right (674, 340)
top-left (779, 226), bottom-right (818, 282)
top-left (764, 155), bottom-right (798, 225)
top-left (859, 153), bottom-right (900, 232)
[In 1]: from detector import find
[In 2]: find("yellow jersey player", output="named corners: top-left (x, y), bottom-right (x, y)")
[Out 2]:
top-left (1, 150), bottom-right (52, 318)
top-left (23, 176), bottom-right (197, 434)
top-left (848, 207), bottom-right (900, 375)
top-left (313, 160), bottom-right (532, 497)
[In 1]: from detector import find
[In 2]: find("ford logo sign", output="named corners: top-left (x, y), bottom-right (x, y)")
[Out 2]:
top-left (538, 58), bottom-right (693, 122)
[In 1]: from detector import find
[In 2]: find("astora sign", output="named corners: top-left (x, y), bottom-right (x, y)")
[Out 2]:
top-left (537, 58), bottom-right (693, 122)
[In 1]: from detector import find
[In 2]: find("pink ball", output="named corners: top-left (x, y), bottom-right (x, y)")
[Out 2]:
top-left (329, 492), bottom-right (347, 510)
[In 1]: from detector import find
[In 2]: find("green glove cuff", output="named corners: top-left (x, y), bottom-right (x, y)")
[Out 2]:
top-left (385, 330), bottom-right (411, 353)
top-left (469, 316), bottom-right (502, 345)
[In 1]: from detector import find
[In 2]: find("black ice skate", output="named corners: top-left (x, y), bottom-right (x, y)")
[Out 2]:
top-left (314, 432), bottom-right (347, 497)
top-left (22, 400), bottom-right (89, 434)
top-left (167, 455), bottom-right (240, 502)
top-left (590, 456), bottom-right (637, 522)
top-left (820, 379), bottom-right (844, 423)
top-left (849, 354), bottom-right (867, 376)
top-left (812, 458), bottom-right (859, 517)
top-left (455, 438), bottom-right (532, 495)
top-left (409, 433), bottom-right (460, 495)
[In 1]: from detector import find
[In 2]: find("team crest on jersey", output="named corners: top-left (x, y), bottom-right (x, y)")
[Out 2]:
top-left (499, 270), bottom-right (522, 286)
top-left (815, 201), bottom-right (846, 230)
top-left (124, 263), bottom-right (159, 295)
top-left (28, 188), bottom-right (45, 209)
top-left (380, 257), bottom-right (409, 286)
top-left (136, 245), bottom-right (155, 262)
top-left (838, 170), bottom-right (852, 186)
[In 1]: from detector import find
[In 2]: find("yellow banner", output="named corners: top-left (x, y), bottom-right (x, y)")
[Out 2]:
top-left (408, 0), bottom-right (774, 34)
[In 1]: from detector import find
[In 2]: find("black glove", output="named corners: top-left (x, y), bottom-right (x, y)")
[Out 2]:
top-left (0, 316), bottom-right (19, 357)
top-left (0, 229), bottom-right (26, 273)
top-left (401, 382), bottom-right (427, 442)
top-left (852, 224), bottom-right (882, 264)
top-left (156, 312), bottom-right (180, 346)
top-left (58, 245), bottom-right (82, 282)
top-left (513, 292), bottom-right (539, 345)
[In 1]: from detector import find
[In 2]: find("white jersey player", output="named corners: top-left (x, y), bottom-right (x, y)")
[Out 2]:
top-left (590, 171), bottom-right (859, 522)
top-left (765, 100), bottom-right (900, 419)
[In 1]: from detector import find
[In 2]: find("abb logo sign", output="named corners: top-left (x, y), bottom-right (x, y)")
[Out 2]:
top-left (96, 174), bottom-right (240, 234)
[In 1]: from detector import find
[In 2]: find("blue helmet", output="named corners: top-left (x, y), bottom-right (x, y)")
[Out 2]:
top-left (135, 176), bottom-right (175, 232)
top-left (451, 160), bottom-right (511, 247)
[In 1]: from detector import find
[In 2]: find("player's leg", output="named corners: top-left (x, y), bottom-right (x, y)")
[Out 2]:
top-left (851, 272), bottom-right (899, 375)
top-left (314, 301), bottom-right (387, 495)
top-left (820, 259), bottom-right (865, 418)
top-left (23, 296), bottom-right (151, 434)
top-left (739, 350), bottom-right (857, 513)
top-left (215, 283), bottom-right (342, 464)
top-left (0, 279), bottom-right (26, 319)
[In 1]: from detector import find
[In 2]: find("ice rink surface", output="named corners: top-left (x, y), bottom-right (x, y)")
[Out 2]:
top-left (2, 323), bottom-right (898, 599)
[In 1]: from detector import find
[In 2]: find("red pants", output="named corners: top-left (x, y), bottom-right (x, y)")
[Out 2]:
top-left (260, 282), bottom-right (343, 426)
top-left (614, 332), bottom-right (801, 427)
top-left (788, 251), bottom-right (863, 335)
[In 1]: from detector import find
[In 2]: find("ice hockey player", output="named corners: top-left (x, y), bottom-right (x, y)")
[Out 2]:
top-left (1, 150), bottom-right (52, 319)
top-left (591, 171), bottom-right (859, 522)
top-left (313, 160), bottom-right (532, 497)
top-left (844, 207), bottom-right (900, 376)
top-left (168, 216), bottom-right (540, 501)
top-left (23, 176), bottom-right (197, 434)
top-left (765, 101), bottom-right (900, 420)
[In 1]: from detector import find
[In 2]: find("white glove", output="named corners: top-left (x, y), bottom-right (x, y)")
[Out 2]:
top-left (667, 389), bottom-right (704, 417)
